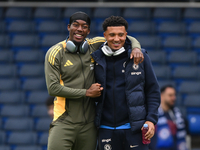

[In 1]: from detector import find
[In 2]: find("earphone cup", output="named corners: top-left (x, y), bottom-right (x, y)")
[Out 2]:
top-left (66, 41), bottom-right (78, 53)
top-left (80, 41), bottom-right (88, 54)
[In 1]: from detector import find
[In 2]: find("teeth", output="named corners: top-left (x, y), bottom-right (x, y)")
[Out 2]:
top-left (76, 34), bottom-right (82, 37)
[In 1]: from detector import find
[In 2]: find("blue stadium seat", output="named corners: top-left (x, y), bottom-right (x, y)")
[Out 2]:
top-left (37, 21), bottom-right (66, 35)
top-left (0, 8), bottom-right (3, 20)
top-left (63, 7), bottom-right (92, 23)
top-left (168, 51), bottom-right (197, 65)
top-left (89, 21), bottom-right (98, 35)
top-left (184, 95), bottom-right (200, 134)
top-left (0, 79), bottom-right (20, 91)
top-left (193, 37), bottom-right (200, 51)
top-left (11, 35), bottom-right (39, 49)
top-left (147, 51), bottom-right (166, 65)
top-left (163, 36), bottom-right (191, 51)
top-left (179, 81), bottom-right (200, 94)
top-left (0, 21), bottom-right (5, 33)
top-left (0, 65), bottom-right (17, 77)
top-left (38, 132), bottom-right (49, 145)
top-left (41, 34), bottom-right (66, 48)
top-left (93, 7), bottom-right (121, 23)
top-left (0, 146), bottom-right (10, 150)
top-left (35, 118), bottom-right (52, 131)
top-left (7, 131), bottom-right (37, 145)
top-left (15, 50), bottom-right (44, 63)
top-left (157, 22), bottom-right (186, 37)
top-left (18, 64), bottom-right (44, 77)
top-left (153, 8), bottom-right (181, 22)
top-left (122, 8), bottom-right (151, 23)
top-left (136, 36), bottom-right (161, 50)
top-left (14, 146), bottom-right (42, 150)
top-left (0, 91), bottom-right (25, 104)
top-left (158, 80), bottom-right (176, 88)
top-left (3, 118), bottom-right (33, 131)
top-left (0, 35), bottom-right (9, 49)
top-left (7, 21), bottom-right (35, 34)
top-left (128, 21), bottom-right (155, 36)
top-left (0, 105), bottom-right (29, 117)
top-left (187, 22), bottom-right (200, 38)
top-left (31, 105), bottom-right (49, 117)
top-left (0, 50), bottom-right (13, 63)
top-left (27, 91), bottom-right (49, 104)
top-left (173, 66), bottom-right (200, 80)
top-left (5, 7), bottom-right (32, 21)
top-left (153, 65), bottom-right (171, 80)
top-left (184, 8), bottom-right (200, 23)
top-left (0, 131), bottom-right (6, 144)
top-left (34, 7), bottom-right (61, 21)
top-left (22, 78), bottom-right (46, 91)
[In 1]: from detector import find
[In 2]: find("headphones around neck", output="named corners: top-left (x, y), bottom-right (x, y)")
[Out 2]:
top-left (66, 40), bottom-right (89, 54)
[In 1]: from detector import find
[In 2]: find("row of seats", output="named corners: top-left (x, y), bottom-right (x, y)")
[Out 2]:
top-left (1, 7), bottom-right (200, 22)
top-left (0, 50), bottom-right (199, 65)
top-left (1, 34), bottom-right (200, 51)
top-left (0, 104), bottom-right (49, 118)
top-left (0, 117), bottom-right (51, 131)
top-left (0, 145), bottom-right (44, 150)
top-left (1, 20), bottom-right (200, 36)
top-left (0, 130), bottom-right (48, 145)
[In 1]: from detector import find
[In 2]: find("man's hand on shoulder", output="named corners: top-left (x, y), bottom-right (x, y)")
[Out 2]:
top-left (130, 48), bottom-right (144, 65)
top-left (86, 83), bottom-right (103, 98)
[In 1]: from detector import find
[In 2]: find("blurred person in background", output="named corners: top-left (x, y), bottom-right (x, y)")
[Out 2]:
top-left (45, 11), bottom-right (143, 150)
top-left (91, 16), bottom-right (160, 150)
top-left (45, 96), bottom-right (55, 119)
top-left (149, 85), bottom-right (188, 150)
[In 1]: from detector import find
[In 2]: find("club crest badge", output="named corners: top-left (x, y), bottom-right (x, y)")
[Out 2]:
top-left (104, 144), bottom-right (112, 150)
top-left (133, 64), bottom-right (139, 70)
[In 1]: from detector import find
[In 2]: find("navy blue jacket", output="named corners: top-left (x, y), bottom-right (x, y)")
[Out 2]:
top-left (91, 38), bottom-right (161, 133)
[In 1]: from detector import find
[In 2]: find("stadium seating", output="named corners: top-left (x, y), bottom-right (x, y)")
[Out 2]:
top-left (0, 105), bottom-right (29, 117)
top-left (0, 91), bottom-right (25, 104)
top-left (3, 118), bottom-right (33, 131)
top-left (147, 51), bottom-right (166, 65)
top-left (7, 132), bottom-right (37, 145)
top-left (27, 91), bottom-right (49, 104)
top-left (0, 146), bottom-right (10, 150)
top-left (0, 65), bottom-right (17, 77)
top-left (1, 5), bottom-right (200, 149)
top-left (137, 36), bottom-right (161, 50)
top-left (0, 79), bottom-right (20, 91)
top-left (0, 51), bottom-right (13, 63)
top-left (153, 8), bottom-right (181, 22)
top-left (7, 21), bottom-right (35, 34)
top-left (5, 7), bottom-right (32, 21)
top-left (122, 8), bottom-right (151, 22)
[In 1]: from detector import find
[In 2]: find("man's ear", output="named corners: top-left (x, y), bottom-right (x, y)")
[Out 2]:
top-left (67, 24), bottom-right (70, 32)
top-left (103, 32), bottom-right (106, 38)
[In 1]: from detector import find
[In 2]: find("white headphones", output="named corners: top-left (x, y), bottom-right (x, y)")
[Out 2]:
top-left (66, 40), bottom-right (89, 54)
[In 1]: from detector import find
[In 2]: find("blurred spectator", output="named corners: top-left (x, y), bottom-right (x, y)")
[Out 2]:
top-left (149, 85), bottom-right (188, 150)
top-left (45, 96), bottom-right (54, 119)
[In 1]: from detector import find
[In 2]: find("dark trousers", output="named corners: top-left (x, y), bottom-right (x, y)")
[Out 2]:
top-left (98, 128), bottom-right (149, 150)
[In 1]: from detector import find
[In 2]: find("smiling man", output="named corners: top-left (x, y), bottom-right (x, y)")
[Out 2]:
top-left (91, 16), bottom-right (160, 150)
top-left (45, 12), bottom-right (143, 150)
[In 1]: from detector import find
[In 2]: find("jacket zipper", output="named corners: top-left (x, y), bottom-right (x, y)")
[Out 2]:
top-left (77, 52), bottom-right (87, 124)
top-left (113, 57), bottom-right (116, 129)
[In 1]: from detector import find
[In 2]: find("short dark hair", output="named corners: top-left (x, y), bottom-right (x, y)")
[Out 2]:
top-left (102, 16), bottom-right (128, 31)
top-left (160, 85), bottom-right (175, 93)
top-left (46, 96), bottom-right (54, 107)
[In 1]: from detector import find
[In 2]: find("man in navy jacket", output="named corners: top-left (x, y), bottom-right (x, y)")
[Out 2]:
top-left (91, 16), bottom-right (161, 150)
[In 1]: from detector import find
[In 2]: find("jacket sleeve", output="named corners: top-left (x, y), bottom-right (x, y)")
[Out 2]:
top-left (127, 35), bottom-right (141, 50)
top-left (44, 44), bottom-right (86, 99)
top-left (87, 37), bottom-right (106, 53)
top-left (143, 50), bottom-right (161, 125)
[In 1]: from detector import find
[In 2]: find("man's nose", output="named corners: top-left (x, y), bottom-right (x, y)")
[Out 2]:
top-left (77, 25), bottom-right (83, 31)
top-left (114, 35), bottom-right (120, 41)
